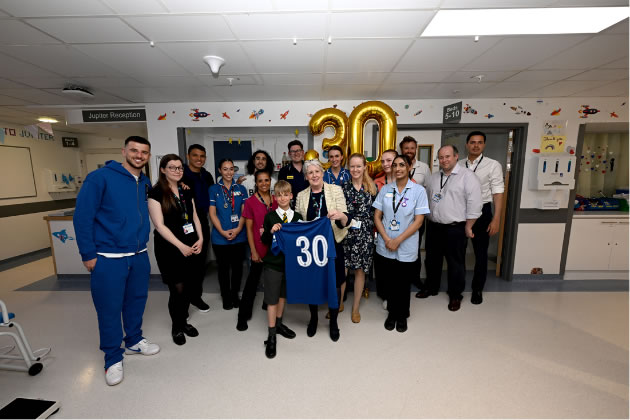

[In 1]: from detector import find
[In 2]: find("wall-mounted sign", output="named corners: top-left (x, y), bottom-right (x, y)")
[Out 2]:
top-left (82, 109), bottom-right (146, 123)
top-left (443, 101), bottom-right (462, 124)
top-left (62, 137), bottom-right (79, 148)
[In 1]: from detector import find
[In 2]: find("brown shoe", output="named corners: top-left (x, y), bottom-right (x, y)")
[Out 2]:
top-left (448, 298), bottom-right (461, 312)
top-left (362, 288), bottom-right (369, 299)
top-left (351, 311), bottom-right (361, 323)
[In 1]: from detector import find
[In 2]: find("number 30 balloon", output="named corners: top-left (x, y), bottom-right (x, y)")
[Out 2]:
top-left (308, 108), bottom-right (348, 169)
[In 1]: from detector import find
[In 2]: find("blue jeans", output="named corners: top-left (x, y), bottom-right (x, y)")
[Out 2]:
top-left (90, 253), bottom-right (150, 369)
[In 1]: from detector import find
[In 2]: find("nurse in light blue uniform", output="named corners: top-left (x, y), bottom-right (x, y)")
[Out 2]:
top-left (373, 154), bottom-right (429, 333)
top-left (209, 158), bottom-right (248, 310)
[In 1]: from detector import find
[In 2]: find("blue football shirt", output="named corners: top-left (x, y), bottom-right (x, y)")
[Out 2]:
top-left (271, 217), bottom-right (338, 308)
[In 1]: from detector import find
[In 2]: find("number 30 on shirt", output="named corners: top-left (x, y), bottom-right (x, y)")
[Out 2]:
top-left (296, 234), bottom-right (328, 267)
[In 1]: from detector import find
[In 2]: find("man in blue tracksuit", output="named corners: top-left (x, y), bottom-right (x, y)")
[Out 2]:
top-left (73, 136), bottom-right (160, 386)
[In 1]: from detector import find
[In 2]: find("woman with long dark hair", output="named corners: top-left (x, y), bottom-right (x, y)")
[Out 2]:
top-left (238, 150), bottom-right (277, 197)
top-left (148, 154), bottom-right (204, 345)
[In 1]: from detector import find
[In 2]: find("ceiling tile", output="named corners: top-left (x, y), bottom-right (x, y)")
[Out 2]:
top-left (74, 44), bottom-right (188, 77)
top-left (241, 40), bottom-right (325, 73)
top-left (26, 18), bottom-right (146, 43)
top-left (0, 88), bottom-right (81, 105)
top-left (428, 82), bottom-right (496, 98)
top-left (0, 20), bottom-right (61, 45)
top-left (198, 74), bottom-right (259, 87)
top-left (158, 42), bottom-right (256, 75)
top-left (96, 86), bottom-right (173, 102)
top-left (321, 84), bottom-right (378, 99)
top-left (385, 72), bottom-right (452, 83)
top-left (71, 76), bottom-right (145, 88)
top-left (160, 0), bottom-right (274, 13)
top-left (125, 16), bottom-right (235, 42)
top-left (0, 52), bottom-right (62, 78)
top-left (442, 71), bottom-right (518, 83)
top-left (153, 86), bottom-right (223, 102)
top-left (330, 11), bottom-right (433, 38)
top-left (325, 72), bottom-right (388, 85)
top-left (395, 37), bottom-right (500, 72)
top-left (212, 84), bottom-right (323, 101)
top-left (260, 73), bottom-right (322, 85)
top-left (13, 77), bottom-right (73, 89)
top-left (568, 79), bottom-right (629, 97)
top-left (441, 0), bottom-right (554, 7)
top-left (272, 0), bottom-right (329, 11)
top-left (531, 35), bottom-right (629, 70)
top-left (568, 69), bottom-right (629, 81)
top-left (0, 45), bottom-right (123, 77)
top-left (0, 10), bottom-right (8, 16)
top-left (522, 80), bottom-right (611, 97)
top-left (140, 75), bottom-right (208, 88)
top-left (42, 88), bottom-right (132, 104)
top-left (505, 70), bottom-right (583, 81)
top-left (327, 39), bottom-right (412, 72)
top-left (553, 0), bottom-right (629, 6)
top-left (0, 94), bottom-right (34, 105)
top-left (0, 78), bottom-right (31, 88)
top-left (331, 0), bottom-right (440, 10)
top-left (599, 57), bottom-right (628, 69)
top-left (0, 0), bottom-right (112, 17)
top-left (101, 0), bottom-right (169, 14)
top-left (463, 35), bottom-right (587, 71)
top-left (375, 83), bottom-right (436, 99)
top-left (225, 13), bottom-right (327, 40)
top-left (600, 18), bottom-right (629, 34)
top-left (473, 81), bottom-right (555, 97)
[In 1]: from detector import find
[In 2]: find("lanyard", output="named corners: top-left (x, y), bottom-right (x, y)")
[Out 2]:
top-left (221, 183), bottom-right (235, 213)
top-left (440, 173), bottom-right (450, 191)
top-left (311, 191), bottom-right (324, 218)
top-left (257, 192), bottom-right (272, 213)
top-left (391, 187), bottom-right (409, 216)
top-left (173, 186), bottom-right (189, 222)
top-left (465, 155), bottom-right (484, 173)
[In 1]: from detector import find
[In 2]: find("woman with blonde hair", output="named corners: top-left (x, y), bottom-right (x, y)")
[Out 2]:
top-left (295, 159), bottom-right (349, 342)
top-left (341, 153), bottom-right (377, 323)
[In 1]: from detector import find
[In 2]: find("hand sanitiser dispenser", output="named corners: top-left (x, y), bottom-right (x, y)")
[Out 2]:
top-left (530, 155), bottom-right (576, 191)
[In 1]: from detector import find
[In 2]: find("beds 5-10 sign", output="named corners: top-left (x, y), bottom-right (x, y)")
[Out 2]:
top-left (443, 101), bottom-right (462, 124)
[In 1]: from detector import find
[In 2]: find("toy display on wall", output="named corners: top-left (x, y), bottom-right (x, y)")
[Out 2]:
top-left (550, 108), bottom-right (561, 116)
top-left (578, 105), bottom-right (600, 118)
top-left (157, 113), bottom-right (167, 120)
top-left (189, 109), bottom-right (209, 121)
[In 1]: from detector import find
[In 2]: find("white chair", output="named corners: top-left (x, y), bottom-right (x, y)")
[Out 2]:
top-left (0, 300), bottom-right (51, 376)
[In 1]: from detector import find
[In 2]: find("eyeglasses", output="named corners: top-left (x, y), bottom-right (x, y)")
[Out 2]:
top-left (289, 149), bottom-right (303, 154)
top-left (166, 166), bottom-right (184, 172)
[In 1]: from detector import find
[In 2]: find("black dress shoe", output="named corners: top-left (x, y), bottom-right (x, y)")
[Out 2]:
top-left (384, 316), bottom-right (396, 331)
top-left (264, 335), bottom-right (277, 359)
top-left (222, 300), bottom-right (233, 310)
top-left (183, 324), bottom-right (199, 337)
top-left (276, 323), bottom-right (296, 339)
top-left (396, 319), bottom-right (408, 333)
top-left (306, 321), bottom-right (317, 337)
top-left (329, 327), bottom-right (340, 342)
top-left (448, 298), bottom-right (462, 312)
top-left (232, 297), bottom-right (240, 308)
top-left (172, 331), bottom-right (186, 346)
top-left (191, 299), bottom-right (210, 312)
top-left (415, 290), bottom-right (438, 299)
top-left (236, 319), bottom-right (248, 331)
top-left (471, 291), bottom-right (483, 305)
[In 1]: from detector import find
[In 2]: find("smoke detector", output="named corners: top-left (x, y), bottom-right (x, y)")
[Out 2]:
top-left (62, 86), bottom-right (94, 97)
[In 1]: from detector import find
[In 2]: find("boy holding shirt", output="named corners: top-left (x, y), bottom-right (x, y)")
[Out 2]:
top-left (260, 181), bottom-right (302, 359)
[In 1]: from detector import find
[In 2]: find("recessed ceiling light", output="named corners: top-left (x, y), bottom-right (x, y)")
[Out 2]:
top-left (422, 7), bottom-right (628, 37)
top-left (38, 117), bottom-right (58, 123)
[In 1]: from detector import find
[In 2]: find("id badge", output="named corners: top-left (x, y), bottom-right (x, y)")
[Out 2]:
top-left (183, 223), bottom-right (194, 234)
top-left (432, 192), bottom-right (442, 203)
top-left (350, 219), bottom-right (362, 230)
top-left (230, 214), bottom-right (239, 223)
top-left (389, 219), bottom-right (400, 231)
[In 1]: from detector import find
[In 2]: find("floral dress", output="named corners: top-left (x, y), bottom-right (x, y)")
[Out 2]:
top-left (342, 181), bottom-right (376, 272)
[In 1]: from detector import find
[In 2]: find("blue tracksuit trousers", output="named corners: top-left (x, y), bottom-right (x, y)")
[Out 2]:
top-left (90, 253), bottom-right (150, 369)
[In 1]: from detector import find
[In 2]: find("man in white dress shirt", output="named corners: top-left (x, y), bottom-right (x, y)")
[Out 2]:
top-left (399, 136), bottom-right (431, 289)
top-left (417, 145), bottom-right (482, 312)
top-left (459, 131), bottom-right (504, 305)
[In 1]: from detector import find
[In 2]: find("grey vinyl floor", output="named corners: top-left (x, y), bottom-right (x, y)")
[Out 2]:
top-left (0, 256), bottom-right (628, 419)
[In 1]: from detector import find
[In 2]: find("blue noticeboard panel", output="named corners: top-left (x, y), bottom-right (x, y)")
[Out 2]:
top-left (212, 140), bottom-right (252, 180)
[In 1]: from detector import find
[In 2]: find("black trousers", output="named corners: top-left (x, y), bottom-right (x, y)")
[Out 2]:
top-left (379, 254), bottom-right (414, 320)
top-left (471, 203), bottom-right (492, 292)
top-left (424, 220), bottom-right (467, 300)
top-left (212, 242), bottom-right (246, 301)
top-left (414, 221), bottom-right (426, 288)
top-left (238, 260), bottom-right (264, 321)
top-left (190, 214), bottom-right (210, 302)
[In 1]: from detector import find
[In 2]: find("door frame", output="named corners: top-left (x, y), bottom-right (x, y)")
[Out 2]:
top-left (397, 122), bottom-right (529, 281)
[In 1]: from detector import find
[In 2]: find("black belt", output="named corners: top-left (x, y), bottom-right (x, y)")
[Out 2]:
top-left (432, 221), bottom-right (465, 226)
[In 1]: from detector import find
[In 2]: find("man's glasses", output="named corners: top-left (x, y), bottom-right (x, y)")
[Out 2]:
top-left (167, 166), bottom-right (184, 172)
top-left (289, 149), bottom-right (303, 154)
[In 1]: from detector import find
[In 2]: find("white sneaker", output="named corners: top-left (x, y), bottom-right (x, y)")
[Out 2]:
top-left (105, 361), bottom-right (123, 386)
top-left (125, 338), bottom-right (160, 356)
top-left (382, 300), bottom-right (388, 310)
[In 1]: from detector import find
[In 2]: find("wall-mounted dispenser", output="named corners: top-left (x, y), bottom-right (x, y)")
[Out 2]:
top-left (530, 155), bottom-right (576, 191)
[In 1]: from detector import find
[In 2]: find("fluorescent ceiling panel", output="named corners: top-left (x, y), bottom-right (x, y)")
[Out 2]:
top-left (422, 7), bottom-right (629, 36)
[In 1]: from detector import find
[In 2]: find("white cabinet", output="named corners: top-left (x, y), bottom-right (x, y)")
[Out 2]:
top-left (565, 217), bottom-right (629, 278)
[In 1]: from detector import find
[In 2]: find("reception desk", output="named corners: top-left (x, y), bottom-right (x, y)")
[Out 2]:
top-left (44, 212), bottom-right (160, 275)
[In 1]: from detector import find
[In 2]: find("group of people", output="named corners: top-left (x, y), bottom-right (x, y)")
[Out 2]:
top-left (73, 130), bottom-right (504, 385)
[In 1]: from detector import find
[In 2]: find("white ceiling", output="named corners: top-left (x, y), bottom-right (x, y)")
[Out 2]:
top-left (0, 0), bottom-right (627, 131)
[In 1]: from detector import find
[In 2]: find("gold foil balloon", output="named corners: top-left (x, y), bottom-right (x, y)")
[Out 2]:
top-left (304, 149), bottom-right (320, 161)
top-left (348, 101), bottom-right (397, 178)
top-left (308, 108), bottom-right (348, 169)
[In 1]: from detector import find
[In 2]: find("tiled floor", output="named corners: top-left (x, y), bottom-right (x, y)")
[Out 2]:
top-left (0, 256), bottom-right (628, 418)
